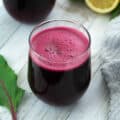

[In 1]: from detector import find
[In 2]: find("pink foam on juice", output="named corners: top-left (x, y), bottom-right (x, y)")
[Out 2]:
top-left (30, 26), bottom-right (90, 71)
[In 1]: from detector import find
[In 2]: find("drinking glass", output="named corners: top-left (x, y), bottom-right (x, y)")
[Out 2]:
top-left (28, 20), bottom-right (91, 105)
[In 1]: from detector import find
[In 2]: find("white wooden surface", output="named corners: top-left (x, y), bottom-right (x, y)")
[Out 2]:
top-left (0, 0), bottom-right (110, 120)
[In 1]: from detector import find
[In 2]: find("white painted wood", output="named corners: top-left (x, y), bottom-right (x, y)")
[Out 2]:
top-left (0, 0), bottom-right (3, 7)
top-left (0, 24), bottom-right (34, 73)
top-left (0, 7), bottom-right (21, 49)
top-left (0, 0), bottom-right (110, 119)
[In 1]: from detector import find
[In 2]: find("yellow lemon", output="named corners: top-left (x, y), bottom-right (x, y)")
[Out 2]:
top-left (85, 0), bottom-right (119, 14)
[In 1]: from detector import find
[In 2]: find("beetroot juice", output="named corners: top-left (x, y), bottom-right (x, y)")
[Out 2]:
top-left (28, 20), bottom-right (91, 105)
top-left (3, 0), bottom-right (55, 23)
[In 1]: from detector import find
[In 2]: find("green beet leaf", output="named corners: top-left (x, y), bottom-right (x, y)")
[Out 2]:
top-left (70, 0), bottom-right (84, 3)
top-left (0, 55), bottom-right (25, 120)
top-left (111, 4), bottom-right (120, 19)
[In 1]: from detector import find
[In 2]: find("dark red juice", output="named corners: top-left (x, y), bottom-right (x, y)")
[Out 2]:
top-left (28, 26), bottom-right (91, 105)
top-left (3, 0), bottom-right (55, 23)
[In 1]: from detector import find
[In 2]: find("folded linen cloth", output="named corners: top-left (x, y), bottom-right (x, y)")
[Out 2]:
top-left (101, 16), bottom-right (120, 120)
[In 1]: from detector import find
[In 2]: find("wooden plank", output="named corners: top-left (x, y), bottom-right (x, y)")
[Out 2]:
top-left (0, 24), bottom-right (34, 73)
top-left (49, 0), bottom-right (98, 27)
top-left (88, 16), bottom-right (109, 55)
top-left (0, 7), bottom-right (21, 49)
top-left (0, 106), bottom-right (12, 120)
top-left (0, 1), bottom-right (3, 7)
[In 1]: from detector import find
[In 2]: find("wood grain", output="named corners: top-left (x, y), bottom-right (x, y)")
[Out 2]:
top-left (0, 7), bottom-right (21, 49)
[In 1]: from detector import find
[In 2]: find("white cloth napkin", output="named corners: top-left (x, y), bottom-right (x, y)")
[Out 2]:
top-left (101, 16), bottom-right (120, 120)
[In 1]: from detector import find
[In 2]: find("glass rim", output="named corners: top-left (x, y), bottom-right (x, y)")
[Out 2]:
top-left (29, 19), bottom-right (91, 64)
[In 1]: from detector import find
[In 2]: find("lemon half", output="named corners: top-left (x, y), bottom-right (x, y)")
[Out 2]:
top-left (85, 0), bottom-right (119, 14)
